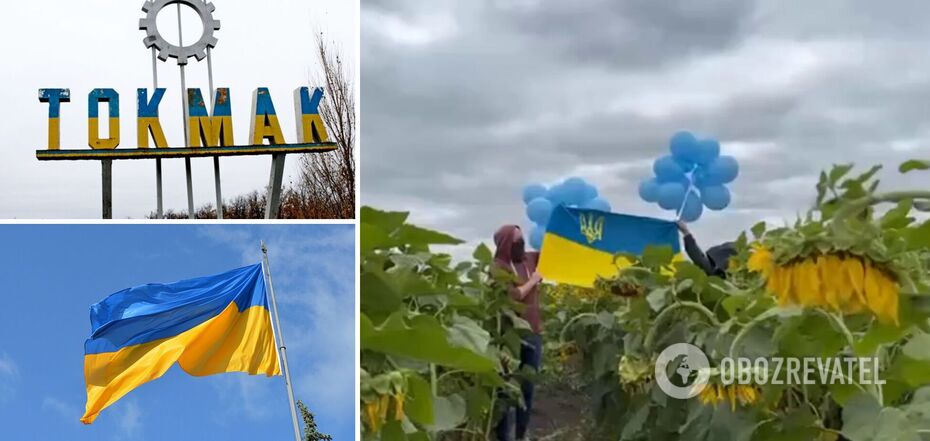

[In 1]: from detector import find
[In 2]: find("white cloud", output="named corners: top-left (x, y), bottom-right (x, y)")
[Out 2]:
top-left (42, 397), bottom-right (80, 422)
top-left (112, 399), bottom-right (142, 441)
top-left (210, 375), bottom-right (276, 422)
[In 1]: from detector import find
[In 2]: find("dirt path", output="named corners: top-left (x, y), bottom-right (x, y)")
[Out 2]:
top-left (527, 379), bottom-right (594, 440)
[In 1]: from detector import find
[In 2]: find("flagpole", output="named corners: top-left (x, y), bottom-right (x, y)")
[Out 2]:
top-left (261, 241), bottom-right (302, 441)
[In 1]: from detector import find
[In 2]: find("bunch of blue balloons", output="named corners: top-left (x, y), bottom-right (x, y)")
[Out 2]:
top-left (522, 177), bottom-right (611, 250)
top-left (638, 131), bottom-right (738, 222)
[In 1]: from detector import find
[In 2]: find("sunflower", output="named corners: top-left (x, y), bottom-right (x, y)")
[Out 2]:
top-left (747, 247), bottom-right (899, 325)
top-left (697, 384), bottom-right (760, 411)
top-left (362, 393), bottom-right (406, 432)
top-left (559, 342), bottom-right (578, 364)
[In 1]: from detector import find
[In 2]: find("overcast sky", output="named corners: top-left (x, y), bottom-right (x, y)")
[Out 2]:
top-left (361, 0), bottom-right (929, 258)
top-left (0, 0), bottom-right (357, 219)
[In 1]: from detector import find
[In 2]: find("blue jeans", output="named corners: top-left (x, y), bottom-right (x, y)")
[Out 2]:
top-left (496, 333), bottom-right (542, 441)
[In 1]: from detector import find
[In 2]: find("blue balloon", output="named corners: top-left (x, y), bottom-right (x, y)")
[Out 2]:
top-left (706, 155), bottom-right (739, 184)
top-left (701, 185), bottom-right (731, 210)
top-left (526, 197), bottom-right (553, 224)
top-left (670, 131), bottom-right (698, 163)
top-left (654, 155), bottom-right (685, 182)
top-left (679, 189), bottom-right (703, 222)
top-left (638, 178), bottom-right (660, 202)
top-left (583, 197), bottom-right (611, 212)
top-left (530, 224), bottom-right (545, 250)
top-left (692, 166), bottom-right (712, 187)
top-left (522, 183), bottom-right (548, 204)
top-left (546, 184), bottom-right (568, 206)
top-left (676, 157), bottom-right (696, 174)
top-left (693, 139), bottom-right (720, 165)
top-left (581, 183), bottom-right (599, 202)
top-left (657, 182), bottom-right (687, 210)
top-left (562, 177), bottom-right (588, 205)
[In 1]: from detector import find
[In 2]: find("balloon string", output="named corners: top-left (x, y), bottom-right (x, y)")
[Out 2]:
top-left (675, 164), bottom-right (698, 221)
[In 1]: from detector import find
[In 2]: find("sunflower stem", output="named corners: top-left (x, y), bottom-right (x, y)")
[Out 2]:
top-left (728, 308), bottom-right (779, 359)
top-left (645, 301), bottom-right (720, 351)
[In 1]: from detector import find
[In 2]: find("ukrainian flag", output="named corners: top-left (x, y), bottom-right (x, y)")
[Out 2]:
top-left (81, 264), bottom-right (281, 424)
top-left (537, 206), bottom-right (681, 287)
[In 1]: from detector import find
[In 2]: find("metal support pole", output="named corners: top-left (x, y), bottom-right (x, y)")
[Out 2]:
top-left (151, 46), bottom-right (163, 219)
top-left (265, 154), bottom-right (286, 219)
top-left (261, 242), bottom-right (302, 441)
top-left (177, 3), bottom-right (195, 219)
top-left (102, 159), bottom-right (113, 219)
top-left (207, 47), bottom-right (223, 219)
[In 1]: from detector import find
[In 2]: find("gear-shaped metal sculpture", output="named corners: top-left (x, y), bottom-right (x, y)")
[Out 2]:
top-left (139, 0), bottom-right (221, 65)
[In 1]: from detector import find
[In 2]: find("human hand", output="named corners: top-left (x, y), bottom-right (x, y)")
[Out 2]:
top-left (530, 272), bottom-right (543, 285)
top-left (676, 220), bottom-right (690, 236)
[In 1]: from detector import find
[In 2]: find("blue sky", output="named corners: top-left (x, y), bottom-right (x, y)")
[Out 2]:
top-left (0, 224), bottom-right (355, 440)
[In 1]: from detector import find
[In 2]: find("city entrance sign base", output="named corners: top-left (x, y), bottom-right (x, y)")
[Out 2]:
top-left (36, 143), bottom-right (335, 219)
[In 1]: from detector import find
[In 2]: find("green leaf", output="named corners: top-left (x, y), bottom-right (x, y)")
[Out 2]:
top-left (880, 199), bottom-right (914, 229)
top-left (620, 403), bottom-right (650, 440)
top-left (642, 245), bottom-right (675, 269)
top-left (902, 333), bottom-right (930, 361)
top-left (361, 222), bottom-right (390, 253)
top-left (841, 393), bottom-right (882, 440)
top-left (646, 287), bottom-right (670, 312)
top-left (472, 243), bottom-right (492, 264)
top-left (853, 323), bottom-right (908, 356)
top-left (841, 392), bottom-right (920, 441)
top-left (361, 206), bottom-right (409, 232)
top-left (853, 164), bottom-right (883, 185)
top-left (829, 163), bottom-right (854, 185)
top-left (381, 420), bottom-right (407, 441)
top-left (429, 394), bottom-right (467, 432)
top-left (395, 224), bottom-right (464, 247)
top-left (360, 271), bottom-right (403, 319)
top-left (464, 385), bottom-right (492, 422)
top-left (596, 310), bottom-right (615, 329)
top-left (405, 374), bottom-right (434, 426)
top-left (446, 315), bottom-right (492, 356)
top-left (899, 159), bottom-right (930, 174)
top-left (904, 220), bottom-right (930, 251)
top-left (750, 221), bottom-right (767, 239)
top-left (360, 313), bottom-right (497, 372)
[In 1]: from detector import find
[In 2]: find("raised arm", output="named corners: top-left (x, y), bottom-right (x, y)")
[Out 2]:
top-left (677, 221), bottom-right (715, 276)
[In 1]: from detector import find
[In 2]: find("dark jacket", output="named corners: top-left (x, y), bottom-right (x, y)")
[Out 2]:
top-left (682, 234), bottom-right (735, 278)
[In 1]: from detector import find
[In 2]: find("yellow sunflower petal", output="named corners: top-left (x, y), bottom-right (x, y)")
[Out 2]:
top-left (844, 257), bottom-right (866, 306)
top-left (863, 262), bottom-right (885, 320)
top-left (877, 270), bottom-right (900, 326)
top-left (393, 393), bottom-right (405, 421)
top-left (364, 400), bottom-right (381, 431)
top-left (378, 395), bottom-right (389, 421)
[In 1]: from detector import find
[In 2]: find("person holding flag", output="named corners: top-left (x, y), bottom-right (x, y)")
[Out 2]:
top-left (492, 224), bottom-right (543, 441)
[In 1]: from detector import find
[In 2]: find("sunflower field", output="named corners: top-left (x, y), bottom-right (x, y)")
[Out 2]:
top-left (361, 160), bottom-right (930, 441)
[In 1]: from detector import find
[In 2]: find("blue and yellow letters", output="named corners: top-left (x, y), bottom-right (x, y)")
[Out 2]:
top-left (137, 88), bottom-right (168, 148)
top-left (88, 89), bottom-right (120, 150)
top-left (249, 88), bottom-right (286, 145)
top-left (293, 87), bottom-right (329, 143)
top-left (38, 88), bottom-right (71, 150)
top-left (187, 88), bottom-right (235, 147)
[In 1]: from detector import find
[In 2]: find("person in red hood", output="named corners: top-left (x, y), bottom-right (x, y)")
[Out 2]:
top-left (492, 224), bottom-right (543, 441)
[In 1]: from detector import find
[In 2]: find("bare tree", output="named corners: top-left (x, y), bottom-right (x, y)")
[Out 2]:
top-left (293, 32), bottom-right (356, 219)
top-left (148, 33), bottom-right (356, 220)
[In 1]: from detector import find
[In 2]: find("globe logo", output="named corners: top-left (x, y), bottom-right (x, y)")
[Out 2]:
top-left (655, 343), bottom-right (710, 399)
